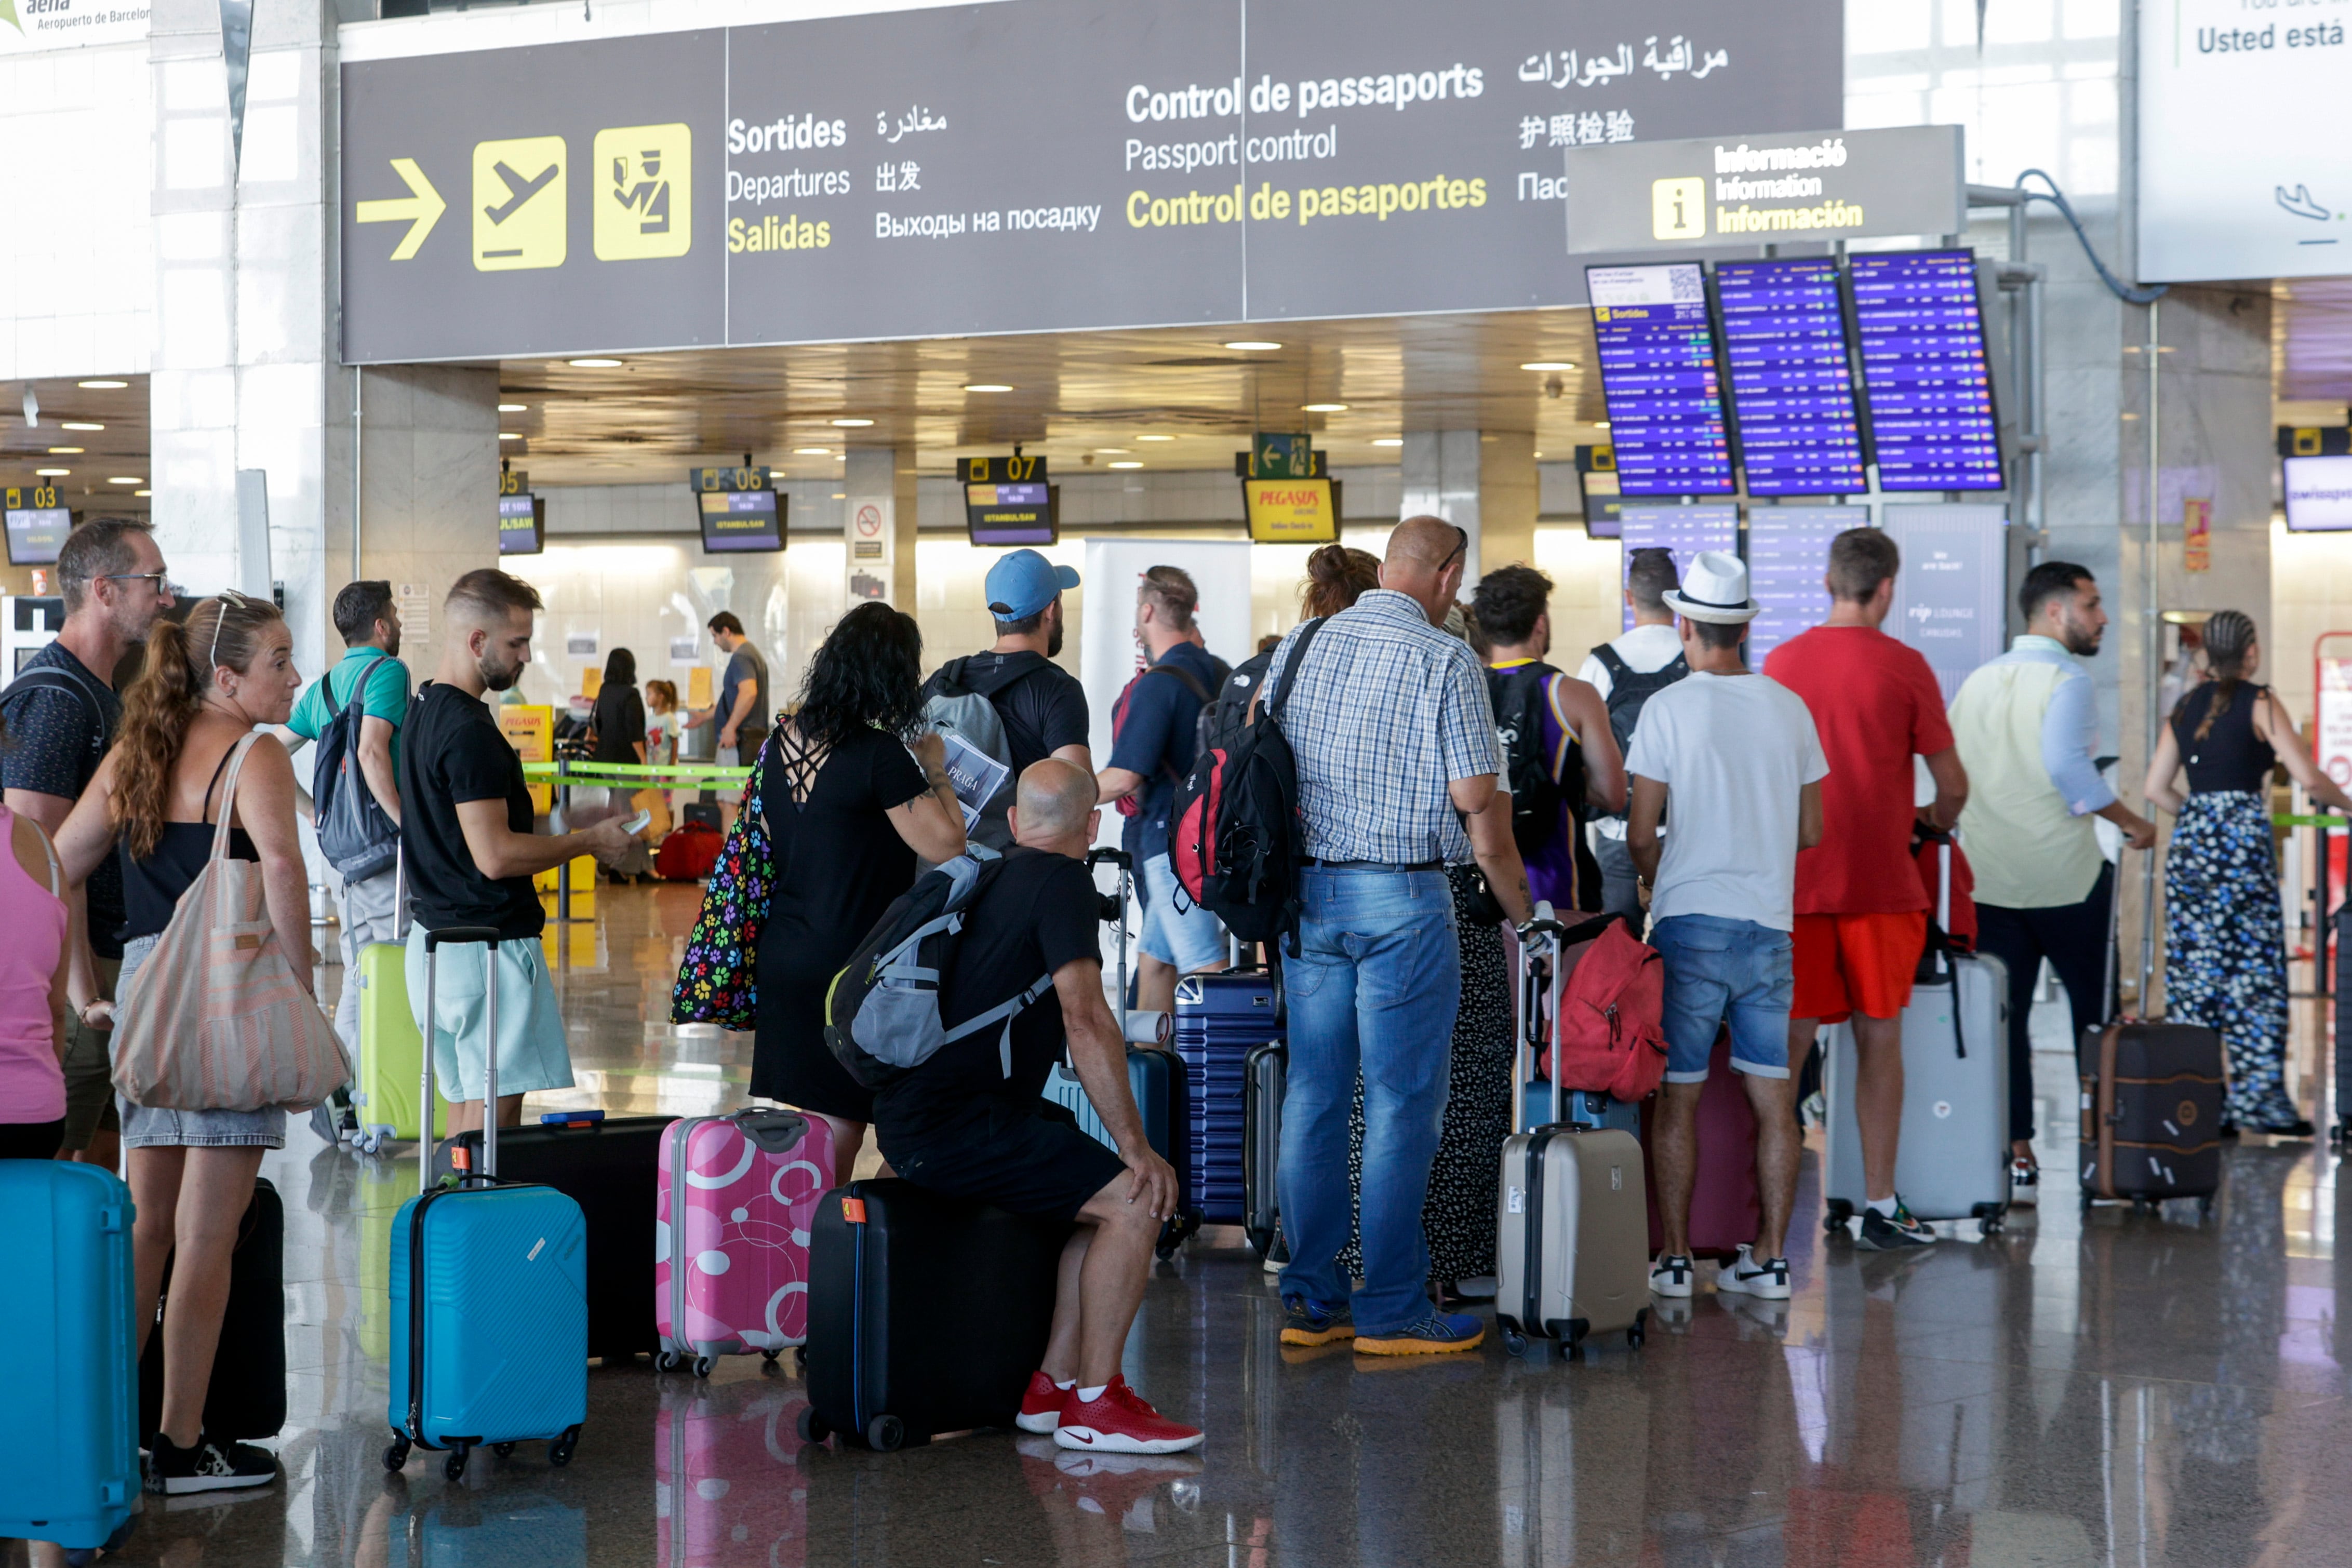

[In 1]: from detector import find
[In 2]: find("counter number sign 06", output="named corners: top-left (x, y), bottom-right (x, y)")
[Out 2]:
top-left (4, 487), bottom-right (60, 511)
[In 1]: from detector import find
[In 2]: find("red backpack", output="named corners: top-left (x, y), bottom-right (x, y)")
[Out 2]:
top-left (1539, 918), bottom-right (1668, 1102)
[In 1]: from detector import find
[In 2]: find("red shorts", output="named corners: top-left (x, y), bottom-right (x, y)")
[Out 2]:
top-left (1790, 910), bottom-right (1927, 1024)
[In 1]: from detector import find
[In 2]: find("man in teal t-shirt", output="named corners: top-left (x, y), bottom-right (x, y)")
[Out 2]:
top-left (285, 581), bottom-right (412, 1137)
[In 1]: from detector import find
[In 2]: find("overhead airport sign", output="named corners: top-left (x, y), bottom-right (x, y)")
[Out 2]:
top-left (2139, 1), bottom-right (2352, 282)
top-left (1560, 125), bottom-right (1966, 253)
top-left (340, 0), bottom-right (1841, 363)
top-left (0, 0), bottom-right (148, 53)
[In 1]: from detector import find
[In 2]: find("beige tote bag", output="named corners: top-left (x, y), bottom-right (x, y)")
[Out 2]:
top-left (112, 733), bottom-right (350, 1112)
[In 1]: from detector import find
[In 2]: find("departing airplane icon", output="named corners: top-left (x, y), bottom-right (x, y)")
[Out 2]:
top-left (485, 161), bottom-right (559, 225)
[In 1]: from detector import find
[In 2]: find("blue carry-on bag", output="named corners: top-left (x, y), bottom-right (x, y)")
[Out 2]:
top-left (1173, 970), bottom-right (1282, 1224)
top-left (385, 926), bottom-right (587, 1481)
top-left (0, 1160), bottom-right (139, 1550)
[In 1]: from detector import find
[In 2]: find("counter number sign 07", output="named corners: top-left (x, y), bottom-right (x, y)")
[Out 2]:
top-left (957, 455), bottom-right (1048, 483)
top-left (4, 487), bottom-right (60, 511)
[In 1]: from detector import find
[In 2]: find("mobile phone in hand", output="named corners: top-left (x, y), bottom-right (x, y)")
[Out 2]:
top-left (623, 809), bottom-right (653, 835)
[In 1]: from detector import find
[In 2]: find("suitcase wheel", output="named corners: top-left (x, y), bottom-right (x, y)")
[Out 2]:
top-left (866, 1414), bottom-right (906, 1453)
top-left (549, 1428), bottom-right (579, 1467)
top-left (2198, 1195), bottom-right (2215, 1219)
top-left (796, 1406), bottom-right (831, 1444)
top-left (443, 1444), bottom-right (470, 1482)
top-left (761, 1348), bottom-right (783, 1363)
top-left (1626, 1308), bottom-right (1650, 1350)
top-left (693, 1355), bottom-right (717, 1378)
top-left (793, 1345), bottom-right (810, 1371)
top-left (492, 1442), bottom-right (515, 1458)
top-left (654, 1349), bottom-right (685, 1373)
top-left (383, 1437), bottom-right (410, 1473)
top-left (1502, 1328), bottom-right (1529, 1358)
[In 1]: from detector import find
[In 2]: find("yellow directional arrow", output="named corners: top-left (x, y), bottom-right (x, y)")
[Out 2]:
top-left (356, 158), bottom-right (446, 261)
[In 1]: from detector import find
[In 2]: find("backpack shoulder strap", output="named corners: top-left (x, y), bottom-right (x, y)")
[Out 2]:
top-left (1143, 662), bottom-right (1214, 704)
top-left (0, 666), bottom-right (109, 758)
top-left (1268, 617), bottom-right (1331, 722)
top-left (1591, 644), bottom-right (1633, 684)
top-left (338, 653), bottom-right (393, 717)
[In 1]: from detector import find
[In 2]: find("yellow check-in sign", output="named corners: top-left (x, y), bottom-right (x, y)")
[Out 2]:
top-left (474, 136), bottom-right (568, 272)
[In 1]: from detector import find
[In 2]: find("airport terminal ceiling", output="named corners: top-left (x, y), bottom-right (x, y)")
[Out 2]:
top-left (487, 310), bottom-right (1611, 488)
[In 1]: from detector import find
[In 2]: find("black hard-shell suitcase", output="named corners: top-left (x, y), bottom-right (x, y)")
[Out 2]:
top-left (1242, 1042), bottom-right (1286, 1259)
top-left (141, 1177), bottom-right (285, 1445)
top-left (434, 1111), bottom-right (670, 1361)
top-left (801, 1178), bottom-right (1067, 1452)
top-left (2078, 1021), bottom-right (2224, 1208)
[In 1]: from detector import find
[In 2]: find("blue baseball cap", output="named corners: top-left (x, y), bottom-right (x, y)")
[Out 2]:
top-left (984, 549), bottom-right (1080, 621)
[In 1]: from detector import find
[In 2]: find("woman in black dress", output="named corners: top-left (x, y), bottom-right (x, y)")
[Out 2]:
top-left (589, 648), bottom-right (652, 880)
top-left (753, 604), bottom-right (967, 1175)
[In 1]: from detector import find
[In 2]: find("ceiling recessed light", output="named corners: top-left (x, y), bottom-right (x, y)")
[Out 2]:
top-left (1520, 361), bottom-right (1578, 372)
top-left (1108, 461), bottom-right (1144, 470)
top-left (60, 421), bottom-right (103, 432)
top-left (1094, 448), bottom-right (1130, 455)
top-left (498, 403), bottom-right (528, 413)
top-left (1302, 403), bottom-right (1348, 413)
top-left (77, 379), bottom-right (128, 390)
top-left (1135, 435), bottom-right (1175, 442)
top-left (108, 476), bottom-right (142, 485)
top-left (567, 357), bottom-right (623, 368)
top-left (135, 489), bottom-right (151, 497)
top-left (35, 468), bottom-right (68, 477)
top-left (794, 447), bottom-right (833, 455)
top-left (1371, 437), bottom-right (1404, 447)
top-left (499, 432), bottom-right (523, 441)
top-left (831, 418), bottom-right (874, 427)
top-left (47, 447), bottom-right (84, 455)
top-left (831, 492), bottom-right (847, 499)
top-left (1224, 340), bottom-right (1281, 351)
top-left (963, 383), bottom-right (1014, 393)
top-left (1594, 421), bottom-right (1611, 430)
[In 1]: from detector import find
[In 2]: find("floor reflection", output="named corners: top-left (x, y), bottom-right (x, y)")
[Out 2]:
top-left (18, 883), bottom-right (2352, 1568)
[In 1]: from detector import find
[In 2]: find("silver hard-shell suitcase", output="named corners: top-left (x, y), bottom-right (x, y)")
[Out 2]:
top-left (1822, 846), bottom-right (2011, 1237)
top-left (1496, 905), bottom-right (1651, 1358)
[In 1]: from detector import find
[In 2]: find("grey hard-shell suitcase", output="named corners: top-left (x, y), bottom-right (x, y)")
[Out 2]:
top-left (1496, 905), bottom-right (1650, 1359)
top-left (1823, 948), bottom-right (2012, 1239)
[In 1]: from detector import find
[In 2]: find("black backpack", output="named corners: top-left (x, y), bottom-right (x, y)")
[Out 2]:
top-left (1592, 643), bottom-right (1689, 823)
top-left (1486, 662), bottom-right (1567, 860)
top-left (313, 655), bottom-right (402, 882)
top-left (1169, 620), bottom-right (1330, 947)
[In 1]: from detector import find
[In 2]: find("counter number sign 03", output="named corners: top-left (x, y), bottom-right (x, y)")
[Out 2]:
top-left (4, 487), bottom-right (60, 511)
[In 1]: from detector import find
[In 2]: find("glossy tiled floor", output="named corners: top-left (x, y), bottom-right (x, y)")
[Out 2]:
top-left (24, 883), bottom-right (2352, 1568)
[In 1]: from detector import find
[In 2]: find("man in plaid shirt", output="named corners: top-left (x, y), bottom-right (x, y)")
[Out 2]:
top-left (1263, 515), bottom-right (1516, 1356)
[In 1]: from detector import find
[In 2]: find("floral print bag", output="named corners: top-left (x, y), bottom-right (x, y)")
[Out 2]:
top-left (670, 736), bottom-right (776, 1029)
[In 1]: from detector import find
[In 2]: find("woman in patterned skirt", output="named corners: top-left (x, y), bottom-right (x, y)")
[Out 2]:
top-left (2144, 610), bottom-right (2352, 1134)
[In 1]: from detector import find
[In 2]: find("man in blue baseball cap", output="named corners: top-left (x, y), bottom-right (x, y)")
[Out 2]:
top-left (921, 548), bottom-right (1092, 774)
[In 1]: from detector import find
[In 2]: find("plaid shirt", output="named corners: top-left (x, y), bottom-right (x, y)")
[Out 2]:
top-left (1264, 589), bottom-right (1505, 865)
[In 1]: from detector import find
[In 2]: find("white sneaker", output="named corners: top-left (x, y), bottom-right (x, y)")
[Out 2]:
top-left (1648, 1253), bottom-right (1696, 1297)
top-left (2009, 1158), bottom-right (2040, 1207)
top-left (1714, 1244), bottom-right (1792, 1300)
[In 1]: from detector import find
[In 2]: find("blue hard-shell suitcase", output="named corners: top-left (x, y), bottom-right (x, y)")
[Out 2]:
top-left (0, 1160), bottom-right (139, 1550)
top-left (1173, 971), bottom-right (1282, 1224)
top-left (384, 927), bottom-right (589, 1481)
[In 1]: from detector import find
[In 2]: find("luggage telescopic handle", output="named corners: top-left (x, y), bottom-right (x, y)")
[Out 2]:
top-left (418, 926), bottom-right (505, 1192)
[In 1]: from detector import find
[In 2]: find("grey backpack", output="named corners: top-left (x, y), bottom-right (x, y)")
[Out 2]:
top-left (919, 659), bottom-right (1026, 852)
top-left (822, 855), bottom-right (1053, 1090)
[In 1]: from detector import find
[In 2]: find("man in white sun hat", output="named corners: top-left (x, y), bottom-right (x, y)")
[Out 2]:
top-left (1625, 551), bottom-right (1827, 1305)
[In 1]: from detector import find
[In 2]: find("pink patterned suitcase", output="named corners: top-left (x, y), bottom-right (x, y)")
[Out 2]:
top-left (656, 1108), bottom-right (835, 1374)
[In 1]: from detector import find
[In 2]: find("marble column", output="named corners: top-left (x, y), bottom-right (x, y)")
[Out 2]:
top-left (843, 446), bottom-right (918, 611)
top-left (1398, 429), bottom-right (1537, 590)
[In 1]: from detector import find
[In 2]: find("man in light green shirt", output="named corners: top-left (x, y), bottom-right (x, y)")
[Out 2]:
top-left (284, 581), bottom-right (412, 1131)
top-left (1946, 562), bottom-right (2154, 1200)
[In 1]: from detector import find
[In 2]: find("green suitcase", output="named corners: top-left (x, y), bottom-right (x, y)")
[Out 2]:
top-left (352, 940), bottom-right (447, 1152)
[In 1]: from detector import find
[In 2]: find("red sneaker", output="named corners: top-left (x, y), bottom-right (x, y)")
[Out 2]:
top-left (1052, 1377), bottom-right (1204, 1454)
top-left (1015, 1370), bottom-right (1070, 1434)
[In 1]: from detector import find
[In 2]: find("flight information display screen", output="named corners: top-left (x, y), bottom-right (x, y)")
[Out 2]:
top-left (1716, 258), bottom-right (1866, 497)
top-left (497, 493), bottom-right (542, 555)
top-left (1619, 504), bottom-right (1739, 632)
top-left (1745, 506), bottom-right (1857, 664)
top-left (1849, 250), bottom-right (2004, 492)
top-left (1587, 263), bottom-right (1735, 497)
top-left (3, 506), bottom-right (70, 567)
top-left (699, 489), bottom-right (785, 552)
top-left (966, 480), bottom-right (1055, 545)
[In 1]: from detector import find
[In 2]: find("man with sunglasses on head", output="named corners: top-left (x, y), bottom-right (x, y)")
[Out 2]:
top-left (1262, 515), bottom-right (1521, 1358)
top-left (0, 517), bottom-right (173, 1170)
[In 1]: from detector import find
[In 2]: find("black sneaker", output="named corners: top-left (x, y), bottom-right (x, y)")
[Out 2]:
top-left (145, 1433), bottom-right (277, 1494)
top-left (1856, 1201), bottom-right (1937, 1251)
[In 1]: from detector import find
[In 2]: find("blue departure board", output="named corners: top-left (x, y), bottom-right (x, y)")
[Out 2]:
top-left (1587, 263), bottom-right (1735, 497)
top-left (1619, 504), bottom-right (1739, 632)
top-left (1746, 506), bottom-right (1859, 664)
top-left (1716, 258), bottom-right (1866, 497)
top-left (1849, 251), bottom-right (2004, 492)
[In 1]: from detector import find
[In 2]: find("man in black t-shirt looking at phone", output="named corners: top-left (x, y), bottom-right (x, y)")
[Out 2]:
top-left (398, 569), bottom-right (635, 1132)
top-left (873, 760), bottom-right (1202, 1456)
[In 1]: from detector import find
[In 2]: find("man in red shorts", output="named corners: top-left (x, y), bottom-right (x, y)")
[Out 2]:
top-left (1765, 528), bottom-right (1968, 1249)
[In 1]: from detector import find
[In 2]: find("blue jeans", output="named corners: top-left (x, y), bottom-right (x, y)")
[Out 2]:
top-left (1277, 866), bottom-right (1460, 1334)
